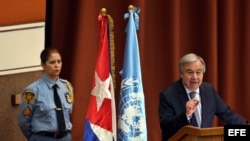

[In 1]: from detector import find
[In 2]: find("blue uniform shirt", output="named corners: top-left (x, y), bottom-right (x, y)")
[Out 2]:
top-left (17, 74), bottom-right (73, 139)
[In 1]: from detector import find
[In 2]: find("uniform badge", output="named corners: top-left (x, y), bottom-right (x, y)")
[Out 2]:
top-left (24, 92), bottom-right (35, 104)
top-left (65, 93), bottom-right (72, 104)
top-left (23, 107), bottom-right (31, 116)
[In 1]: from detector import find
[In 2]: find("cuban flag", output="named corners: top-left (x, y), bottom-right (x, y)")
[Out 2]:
top-left (83, 11), bottom-right (117, 141)
top-left (118, 6), bottom-right (147, 141)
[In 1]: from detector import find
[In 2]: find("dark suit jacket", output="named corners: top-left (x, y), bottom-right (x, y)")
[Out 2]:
top-left (158, 79), bottom-right (247, 141)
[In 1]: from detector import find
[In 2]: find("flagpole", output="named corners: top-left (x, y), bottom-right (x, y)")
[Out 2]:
top-left (128, 4), bottom-right (134, 10)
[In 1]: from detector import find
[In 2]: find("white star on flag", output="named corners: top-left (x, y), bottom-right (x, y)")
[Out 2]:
top-left (91, 71), bottom-right (112, 111)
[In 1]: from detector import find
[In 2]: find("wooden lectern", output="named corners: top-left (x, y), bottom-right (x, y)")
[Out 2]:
top-left (168, 125), bottom-right (224, 141)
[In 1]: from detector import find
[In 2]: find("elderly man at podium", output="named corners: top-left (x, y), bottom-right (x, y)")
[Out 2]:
top-left (158, 53), bottom-right (248, 141)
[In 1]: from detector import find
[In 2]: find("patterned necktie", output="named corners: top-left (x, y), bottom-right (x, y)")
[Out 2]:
top-left (189, 92), bottom-right (201, 127)
top-left (53, 84), bottom-right (66, 131)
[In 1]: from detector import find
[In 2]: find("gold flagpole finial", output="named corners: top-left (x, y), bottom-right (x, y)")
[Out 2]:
top-left (101, 8), bottom-right (107, 16)
top-left (128, 5), bottom-right (134, 10)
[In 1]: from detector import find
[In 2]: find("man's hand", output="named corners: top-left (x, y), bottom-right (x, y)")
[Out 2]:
top-left (186, 99), bottom-right (199, 117)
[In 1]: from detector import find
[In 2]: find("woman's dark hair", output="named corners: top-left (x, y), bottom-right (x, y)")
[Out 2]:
top-left (40, 47), bottom-right (60, 64)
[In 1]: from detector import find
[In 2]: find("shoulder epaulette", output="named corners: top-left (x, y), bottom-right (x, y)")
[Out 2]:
top-left (65, 81), bottom-right (74, 102)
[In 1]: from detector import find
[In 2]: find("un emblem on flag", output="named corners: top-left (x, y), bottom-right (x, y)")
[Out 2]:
top-left (118, 78), bottom-right (147, 140)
